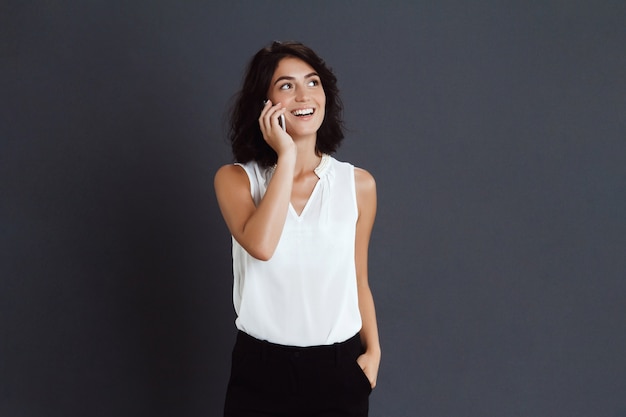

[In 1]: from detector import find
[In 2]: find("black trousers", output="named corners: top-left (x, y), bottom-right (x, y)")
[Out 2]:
top-left (224, 331), bottom-right (371, 417)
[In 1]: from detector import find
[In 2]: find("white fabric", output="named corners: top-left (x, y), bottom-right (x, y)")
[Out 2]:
top-left (231, 155), bottom-right (361, 346)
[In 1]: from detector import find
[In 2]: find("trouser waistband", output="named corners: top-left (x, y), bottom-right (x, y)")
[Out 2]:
top-left (234, 331), bottom-right (362, 362)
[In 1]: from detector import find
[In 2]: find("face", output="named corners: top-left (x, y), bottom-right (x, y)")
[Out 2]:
top-left (266, 57), bottom-right (326, 139)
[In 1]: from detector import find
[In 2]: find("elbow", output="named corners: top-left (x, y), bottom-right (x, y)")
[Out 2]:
top-left (245, 243), bottom-right (276, 262)
top-left (249, 249), bottom-right (274, 262)
top-left (253, 253), bottom-right (273, 262)
top-left (235, 229), bottom-right (279, 261)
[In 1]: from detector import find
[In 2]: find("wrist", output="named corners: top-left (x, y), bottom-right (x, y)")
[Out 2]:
top-left (276, 146), bottom-right (297, 164)
top-left (364, 345), bottom-right (381, 359)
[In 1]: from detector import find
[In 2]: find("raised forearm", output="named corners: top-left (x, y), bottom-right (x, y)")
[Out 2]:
top-left (240, 151), bottom-right (296, 260)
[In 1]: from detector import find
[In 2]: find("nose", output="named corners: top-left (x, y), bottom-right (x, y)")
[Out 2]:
top-left (295, 84), bottom-right (309, 102)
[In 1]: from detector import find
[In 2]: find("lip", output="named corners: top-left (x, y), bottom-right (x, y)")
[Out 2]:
top-left (290, 107), bottom-right (316, 117)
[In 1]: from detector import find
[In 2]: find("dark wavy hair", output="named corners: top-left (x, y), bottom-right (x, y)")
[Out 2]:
top-left (228, 41), bottom-right (344, 168)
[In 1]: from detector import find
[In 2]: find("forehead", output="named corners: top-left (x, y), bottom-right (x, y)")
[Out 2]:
top-left (271, 57), bottom-right (317, 80)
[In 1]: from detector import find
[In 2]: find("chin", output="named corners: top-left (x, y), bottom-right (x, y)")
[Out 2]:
top-left (294, 131), bottom-right (320, 140)
top-left (289, 124), bottom-right (322, 139)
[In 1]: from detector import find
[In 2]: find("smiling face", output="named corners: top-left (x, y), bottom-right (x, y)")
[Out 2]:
top-left (266, 57), bottom-right (326, 140)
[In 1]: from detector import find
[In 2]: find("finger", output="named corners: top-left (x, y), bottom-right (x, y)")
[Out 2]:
top-left (261, 103), bottom-right (283, 133)
top-left (260, 99), bottom-right (271, 117)
top-left (272, 108), bottom-right (286, 130)
top-left (259, 100), bottom-right (274, 133)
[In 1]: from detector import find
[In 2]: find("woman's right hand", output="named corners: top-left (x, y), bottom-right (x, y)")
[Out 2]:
top-left (259, 100), bottom-right (295, 156)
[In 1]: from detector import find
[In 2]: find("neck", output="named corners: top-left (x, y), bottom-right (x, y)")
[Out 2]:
top-left (293, 134), bottom-right (321, 177)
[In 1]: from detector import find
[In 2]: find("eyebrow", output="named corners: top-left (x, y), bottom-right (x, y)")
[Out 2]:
top-left (273, 72), bottom-right (319, 85)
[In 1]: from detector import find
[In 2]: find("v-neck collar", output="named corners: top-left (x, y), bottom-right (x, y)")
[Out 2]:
top-left (290, 154), bottom-right (330, 219)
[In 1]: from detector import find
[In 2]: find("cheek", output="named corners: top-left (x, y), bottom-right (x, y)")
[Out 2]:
top-left (318, 98), bottom-right (327, 119)
top-left (319, 95), bottom-right (327, 113)
top-left (318, 106), bottom-right (326, 120)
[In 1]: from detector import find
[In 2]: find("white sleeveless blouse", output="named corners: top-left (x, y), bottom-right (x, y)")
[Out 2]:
top-left (231, 154), bottom-right (362, 346)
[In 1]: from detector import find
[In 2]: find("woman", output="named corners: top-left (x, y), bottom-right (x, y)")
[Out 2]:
top-left (215, 41), bottom-right (380, 417)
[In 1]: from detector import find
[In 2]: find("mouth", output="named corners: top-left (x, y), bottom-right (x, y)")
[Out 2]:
top-left (291, 108), bottom-right (315, 117)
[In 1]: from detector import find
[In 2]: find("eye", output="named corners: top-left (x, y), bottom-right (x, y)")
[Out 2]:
top-left (307, 79), bottom-right (320, 87)
top-left (279, 83), bottom-right (292, 90)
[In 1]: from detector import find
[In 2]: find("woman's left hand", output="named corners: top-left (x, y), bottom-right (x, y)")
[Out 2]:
top-left (356, 351), bottom-right (381, 389)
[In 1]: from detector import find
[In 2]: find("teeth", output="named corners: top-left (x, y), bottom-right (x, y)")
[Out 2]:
top-left (292, 108), bottom-right (314, 116)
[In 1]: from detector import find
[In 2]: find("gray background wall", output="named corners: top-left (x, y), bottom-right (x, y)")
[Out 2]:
top-left (2, 1), bottom-right (625, 416)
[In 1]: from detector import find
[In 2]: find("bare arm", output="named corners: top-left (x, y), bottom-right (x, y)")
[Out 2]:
top-left (354, 167), bottom-right (381, 389)
top-left (214, 101), bottom-right (296, 260)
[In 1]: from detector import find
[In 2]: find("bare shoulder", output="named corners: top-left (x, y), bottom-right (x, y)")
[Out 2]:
top-left (354, 167), bottom-right (377, 218)
top-left (214, 163), bottom-right (248, 188)
top-left (354, 167), bottom-right (376, 195)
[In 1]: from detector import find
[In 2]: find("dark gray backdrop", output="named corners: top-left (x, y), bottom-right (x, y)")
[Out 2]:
top-left (2, 1), bottom-right (625, 416)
